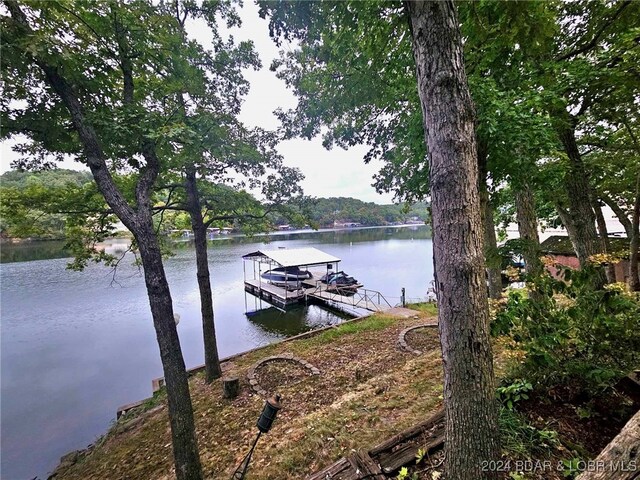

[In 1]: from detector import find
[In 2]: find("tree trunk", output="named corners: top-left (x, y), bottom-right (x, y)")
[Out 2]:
top-left (592, 197), bottom-right (617, 283)
top-left (555, 117), bottom-right (601, 266)
top-left (222, 377), bottom-right (240, 399)
top-left (478, 140), bottom-right (503, 299)
top-left (575, 409), bottom-right (640, 480)
top-left (406, 2), bottom-right (500, 479)
top-left (185, 168), bottom-right (223, 382)
top-left (629, 173), bottom-right (640, 291)
top-left (6, 3), bottom-right (203, 478)
top-left (601, 195), bottom-right (633, 238)
top-left (135, 220), bottom-right (203, 480)
top-left (514, 183), bottom-right (543, 278)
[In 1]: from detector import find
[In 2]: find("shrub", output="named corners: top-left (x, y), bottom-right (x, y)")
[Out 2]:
top-left (493, 265), bottom-right (640, 394)
top-left (497, 380), bottom-right (533, 410)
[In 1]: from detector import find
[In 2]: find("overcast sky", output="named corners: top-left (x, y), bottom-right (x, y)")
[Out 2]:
top-left (0, 1), bottom-right (395, 204)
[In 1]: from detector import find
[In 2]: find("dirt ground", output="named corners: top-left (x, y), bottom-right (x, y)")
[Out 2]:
top-left (55, 308), bottom-right (445, 480)
top-left (52, 304), bottom-right (637, 480)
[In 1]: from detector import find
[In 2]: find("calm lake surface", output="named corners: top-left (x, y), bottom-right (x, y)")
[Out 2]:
top-left (0, 226), bottom-right (433, 479)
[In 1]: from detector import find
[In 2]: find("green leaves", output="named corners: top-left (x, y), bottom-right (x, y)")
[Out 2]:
top-left (494, 266), bottom-right (640, 394)
top-left (497, 380), bottom-right (533, 411)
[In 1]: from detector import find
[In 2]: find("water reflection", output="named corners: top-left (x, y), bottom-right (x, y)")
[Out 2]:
top-left (245, 300), bottom-right (348, 337)
top-left (0, 240), bottom-right (68, 263)
top-left (0, 225), bottom-right (433, 480)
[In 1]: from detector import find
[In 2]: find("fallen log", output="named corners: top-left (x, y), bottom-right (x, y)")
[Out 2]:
top-left (370, 406), bottom-right (444, 456)
top-left (378, 431), bottom-right (444, 474)
top-left (576, 409), bottom-right (640, 480)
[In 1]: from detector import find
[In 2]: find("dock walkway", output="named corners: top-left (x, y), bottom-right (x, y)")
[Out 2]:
top-left (242, 247), bottom-right (393, 312)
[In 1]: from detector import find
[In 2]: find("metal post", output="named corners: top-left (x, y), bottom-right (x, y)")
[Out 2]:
top-left (401, 287), bottom-right (406, 307)
top-left (231, 431), bottom-right (262, 480)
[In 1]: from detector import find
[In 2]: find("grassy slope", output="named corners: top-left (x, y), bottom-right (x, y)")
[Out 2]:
top-left (57, 311), bottom-right (444, 479)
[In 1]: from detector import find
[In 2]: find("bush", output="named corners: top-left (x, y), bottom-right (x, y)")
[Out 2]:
top-left (492, 265), bottom-right (640, 394)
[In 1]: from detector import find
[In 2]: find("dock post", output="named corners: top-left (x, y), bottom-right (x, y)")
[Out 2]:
top-left (401, 287), bottom-right (406, 307)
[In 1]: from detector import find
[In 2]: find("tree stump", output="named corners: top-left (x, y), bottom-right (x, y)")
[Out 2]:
top-left (576, 409), bottom-right (640, 480)
top-left (222, 377), bottom-right (239, 399)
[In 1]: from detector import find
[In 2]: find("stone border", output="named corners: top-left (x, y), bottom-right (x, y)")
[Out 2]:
top-left (123, 311), bottom-right (377, 416)
top-left (398, 323), bottom-right (438, 355)
top-left (247, 353), bottom-right (321, 397)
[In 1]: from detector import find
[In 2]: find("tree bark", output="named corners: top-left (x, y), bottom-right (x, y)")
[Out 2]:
top-left (406, 2), bottom-right (501, 479)
top-left (514, 183), bottom-right (543, 278)
top-left (478, 141), bottom-right (503, 299)
top-left (222, 377), bottom-right (240, 399)
top-left (134, 219), bottom-right (203, 480)
top-left (5, 3), bottom-right (204, 478)
top-left (575, 409), bottom-right (640, 480)
top-left (601, 195), bottom-right (633, 238)
top-left (555, 116), bottom-right (601, 266)
top-left (592, 197), bottom-right (617, 283)
top-left (629, 173), bottom-right (640, 291)
top-left (185, 168), bottom-right (223, 382)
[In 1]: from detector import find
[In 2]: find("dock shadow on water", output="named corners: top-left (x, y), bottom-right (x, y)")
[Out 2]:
top-left (245, 300), bottom-right (351, 337)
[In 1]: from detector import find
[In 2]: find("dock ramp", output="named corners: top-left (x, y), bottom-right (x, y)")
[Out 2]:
top-left (307, 285), bottom-right (392, 312)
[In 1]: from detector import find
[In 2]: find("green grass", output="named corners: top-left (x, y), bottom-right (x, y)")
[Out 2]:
top-left (306, 315), bottom-right (397, 344)
top-left (407, 302), bottom-right (438, 316)
top-left (499, 407), bottom-right (559, 458)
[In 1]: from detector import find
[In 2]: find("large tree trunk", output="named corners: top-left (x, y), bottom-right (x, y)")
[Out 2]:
top-left (478, 140), bottom-right (503, 299)
top-left (406, 2), bottom-right (501, 479)
top-left (135, 219), bottom-right (203, 480)
top-left (514, 183), bottom-right (543, 278)
top-left (185, 168), bottom-right (222, 382)
top-left (629, 173), bottom-right (640, 291)
top-left (555, 117), bottom-right (601, 266)
top-left (592, 197), bottom-right (617, 284)
top-left (4, 4), bottom-right (204, 477)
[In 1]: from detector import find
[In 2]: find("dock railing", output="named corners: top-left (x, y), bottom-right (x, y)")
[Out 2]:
top-left (307, 284), bottom-right (393, 312)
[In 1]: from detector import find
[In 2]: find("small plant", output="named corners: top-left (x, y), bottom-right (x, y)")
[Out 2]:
top-left (575, 405), bottom-right (593, 419)
top-left (497, 380), bottom-right (533, 410)
top-left (396, 466), bottom-right (418, 480)
top-left (560, 457), bottom-right (583, 479)
top-left (493, 265), bottom-right (640, 394)
top-left (415, 448), bottom-right (426, 464)
top-left (500, 406), bottom-right (559, 458)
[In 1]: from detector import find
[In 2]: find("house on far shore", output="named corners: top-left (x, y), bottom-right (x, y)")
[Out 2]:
top-left (540, 235), bottom-right (633, 283)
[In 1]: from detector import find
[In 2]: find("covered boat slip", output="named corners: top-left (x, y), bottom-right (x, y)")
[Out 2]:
top-left (242, 247), bottom-right (390, 312)
top-left (242, 247), bottom-right (342, 308)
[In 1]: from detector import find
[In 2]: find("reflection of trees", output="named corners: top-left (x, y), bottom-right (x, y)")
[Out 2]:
top-left (172, 225), bottom-right (432, 249)
top-left (1, 241), bottom-right (68, 263)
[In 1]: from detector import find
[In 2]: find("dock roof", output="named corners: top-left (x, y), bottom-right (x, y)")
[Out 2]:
top-left (242, 247), bottom-right (340, 267)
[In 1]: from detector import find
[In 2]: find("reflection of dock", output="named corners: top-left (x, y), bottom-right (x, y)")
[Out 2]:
top-left (242, 247), bottom-right (391, 312)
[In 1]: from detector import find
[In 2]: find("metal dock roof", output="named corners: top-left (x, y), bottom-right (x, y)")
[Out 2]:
top-left (242, 247), bottom-right (340, 268)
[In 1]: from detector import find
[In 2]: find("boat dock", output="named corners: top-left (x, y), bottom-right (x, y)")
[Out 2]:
top-left (242, 247), bottom-right (391, 312)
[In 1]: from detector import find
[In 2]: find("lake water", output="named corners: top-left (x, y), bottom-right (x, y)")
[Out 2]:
top-left (0, 226), bottom-right (433, 479)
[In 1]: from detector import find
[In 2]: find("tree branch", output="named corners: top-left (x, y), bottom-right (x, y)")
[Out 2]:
top-left (556, 1), bottom-right (632, 61)
top-left (4, 0), bottom-right (137, 228)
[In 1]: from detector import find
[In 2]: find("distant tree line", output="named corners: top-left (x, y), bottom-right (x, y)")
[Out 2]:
top-left (0, 170), bottom-right (428, 239)
top-left (270, 197), bottom-right (429, 228)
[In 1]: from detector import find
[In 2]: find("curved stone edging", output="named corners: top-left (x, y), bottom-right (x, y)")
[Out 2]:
top-left (398, 324), bottom-right (438, 355)
top-left (247, 353), bottom-right (320, 397)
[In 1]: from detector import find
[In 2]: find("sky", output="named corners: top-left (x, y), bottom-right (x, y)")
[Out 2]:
top-left (0, 1), bottom-right (395, 205)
